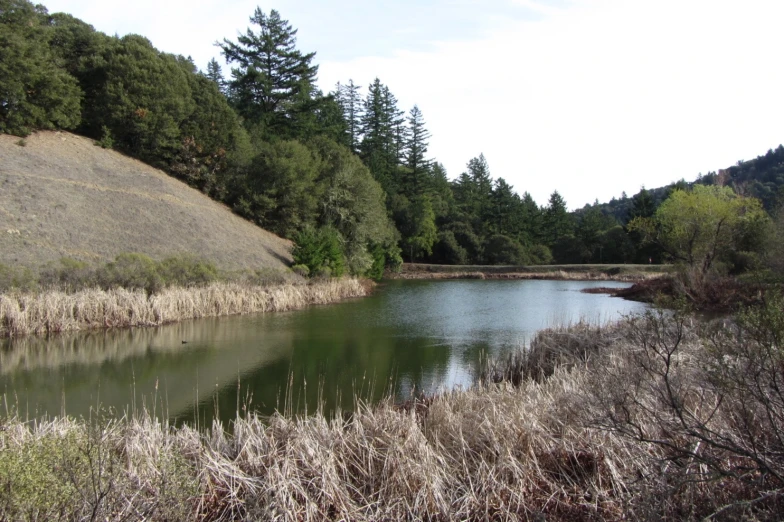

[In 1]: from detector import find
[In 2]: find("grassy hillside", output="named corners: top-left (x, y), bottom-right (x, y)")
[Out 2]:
top-left (0, 131), bottom-right (292, 271)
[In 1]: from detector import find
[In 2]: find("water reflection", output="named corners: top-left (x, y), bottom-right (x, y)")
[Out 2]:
top-left (0, 279), bottom-right (647, 425)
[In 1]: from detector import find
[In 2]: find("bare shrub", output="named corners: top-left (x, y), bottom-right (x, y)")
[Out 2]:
top-left (589, 299), bottom-right (784, 520)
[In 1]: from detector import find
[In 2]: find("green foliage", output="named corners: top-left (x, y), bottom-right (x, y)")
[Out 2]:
top-left (219, 8), bottom-right (319, 140)
top-left (400, 105), bottom-right (430, 197)
top-left (0, 421), bottom-right (198, 521)
top-left (92, 35), bottom-right (194, 163)
top-left (0, 0), bottom-right (82, 136)
top-left (157, 255), bottom-right (219, 287)
top-left (0, 262), bottom-right (36, 292)
top-left (171, 67), bottom-right (250, 197)
top-left (767, 208), bottom-right (784, 276)
top-left (98, 252), bottom-right (163, 293)
top-left (292, 227), bottom-right (345, 278)
top-left (39, 257), bottom-right (92, 290)
top-left (598, 226), bottom-right (636, 264)
top-left (432, 230), bottom-right (468, 265)
top-left (542, 191), bottom-right (573, 246)
top-left (401, 195), bottom-right (437, 262)
top-left (233, 139), bottom-right (321, 237)
top-left (365, 243), bottom-right (386, 281)
top-left (0, 431), bottom-right (84, 519)
top-left (482, 234), bottom-right (528, 265)
top-left (334, 79), bottom-right (362, 152)
top-left (312, 137), bottom-right (397, 274)
top-left (630, 185), bottom-right (769, 274)
top-left (528, 244), bottom-right (553, 265)
top-left (291, 264), bottom-right (310, 277)
top-left (97, 124), bottom-right (113, 148)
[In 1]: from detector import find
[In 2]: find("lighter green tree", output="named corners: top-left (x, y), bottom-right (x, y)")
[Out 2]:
top-left (629, 184), bottom-right (768, 274)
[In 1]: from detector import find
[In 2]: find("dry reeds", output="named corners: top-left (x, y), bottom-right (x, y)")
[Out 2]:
top-left (0, 279), bottom-right (368, 337)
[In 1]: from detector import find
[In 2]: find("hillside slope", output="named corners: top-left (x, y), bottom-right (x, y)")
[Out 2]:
top-left (0, 132), bottom-right (293, 271)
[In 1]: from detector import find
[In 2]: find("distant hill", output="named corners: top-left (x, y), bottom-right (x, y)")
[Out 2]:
top-left (586, 145), bottom-right (784, 222)
top-left (0, 131), bottom-right (293, 271)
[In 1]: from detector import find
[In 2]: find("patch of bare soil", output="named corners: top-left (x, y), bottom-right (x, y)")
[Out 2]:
top-left (0, 132), bottom-right (292, 271)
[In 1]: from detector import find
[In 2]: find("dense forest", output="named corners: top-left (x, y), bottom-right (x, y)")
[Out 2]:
top-left (2, 0), bottom-right (783, 277)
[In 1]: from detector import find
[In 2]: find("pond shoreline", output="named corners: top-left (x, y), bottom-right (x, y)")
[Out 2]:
top-left (3, 307), bottom-right (779, 521)
top-left (390, 262), bottom-right (668, 282)
top-left (0, 278), bottom-right (371, 338)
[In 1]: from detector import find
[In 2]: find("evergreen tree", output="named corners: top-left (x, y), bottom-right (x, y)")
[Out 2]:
top-left (335, 79), bottom-right (362, 153)
top-left (628, 187), bottom-right (656, 222)
top-left (205, 58), bottom-right (226, 94)
top-left (401, 105), bottom-right (431, 198)
top-left (0, 0), bottom-right (82, 135)
top-left (382, 85), bottom-right (406, 164)
top-left (92, 35), bottom-right (194, 163)
top-left (359, 78), bottom-right (399, 195)
top-left (219, 8), bottom-right (318, 138)
top-left (402, 195), bottom-right (437, 262)
top-left (542, 191), bottom-right (572, 246)
top-left (428, 162), bottom-right (454, 219)
top-left (520, 192), bottom-right (543, 244)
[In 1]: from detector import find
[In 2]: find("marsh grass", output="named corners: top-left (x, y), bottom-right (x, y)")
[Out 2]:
top-left (0, 278), bottom-right (368, 337)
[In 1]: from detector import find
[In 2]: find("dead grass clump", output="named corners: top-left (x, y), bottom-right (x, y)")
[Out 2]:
top-left (480, 320), bottom-right (620, 385)
top-left (0, 278), bottom-right (369, 338)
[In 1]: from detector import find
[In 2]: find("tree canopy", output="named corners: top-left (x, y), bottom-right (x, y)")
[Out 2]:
top-left (4, 0), bottom-right (781, 276)
top-left (629, 185), bottom-right (769, 274)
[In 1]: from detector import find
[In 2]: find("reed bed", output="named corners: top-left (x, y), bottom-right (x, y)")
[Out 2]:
top-left (2, 300), bottom-right (782, 520)
top-left (0, 279), bottom-right (368, 338)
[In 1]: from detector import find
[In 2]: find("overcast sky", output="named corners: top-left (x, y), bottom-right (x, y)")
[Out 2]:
top-left (42, 0), bottom-right (784, 209)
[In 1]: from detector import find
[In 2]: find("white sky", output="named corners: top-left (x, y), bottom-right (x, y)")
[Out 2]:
top-left (42, 0), bottom-right (784, 209)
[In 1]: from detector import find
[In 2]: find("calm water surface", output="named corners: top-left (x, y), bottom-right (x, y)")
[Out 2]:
top-left (0, 279), bottom-right (648, 425)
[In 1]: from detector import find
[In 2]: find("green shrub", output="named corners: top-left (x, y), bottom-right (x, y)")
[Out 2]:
top-left (97, 253), bottom-right (163, 294)
top-left (97, 125), bottom-right (114, 149)
top-left (157, 255), bottom-right (218, 287)
top-left (432, 230), bottom-right (468, 265)
top-left (0, 432), bottom-right (85, 519)
top-left (0, 263), bottom-right (37, 292)
top-left (365, 243), bottom-right (386, 281)
top-left (482, 234), bottom-right (528, 265)
top-left (291, 264), bottom-right (310, 277)
top-left (528, 244), bottom-right (553, 265)
top-left (38, 257), bottom-right (94, 290)
top-left (292, 226), bottom-right (345, 278)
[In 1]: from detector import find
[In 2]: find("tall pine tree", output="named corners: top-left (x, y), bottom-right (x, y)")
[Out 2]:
top-left (204, 57), bottom-right (225, 94)
top-left (219, 8), bottom-right (318, 139)
top-left (401, 105), bottom-right (430, 198)
top-left (334, 79), bottom-right (362, 153)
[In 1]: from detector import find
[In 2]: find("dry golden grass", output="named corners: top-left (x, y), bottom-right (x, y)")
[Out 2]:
top-left (0, 131), bottom-right (292, 271)
top-left (0, 279), bottom-right (368, 337)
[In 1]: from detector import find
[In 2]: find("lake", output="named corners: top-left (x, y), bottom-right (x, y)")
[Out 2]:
top-left (0, 279), bottom-right (648, 425)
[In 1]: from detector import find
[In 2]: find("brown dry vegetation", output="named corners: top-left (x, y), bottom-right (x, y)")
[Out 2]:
top-left (0, 278), bottom-right (368, 337)
top-left (0, 131), bottom-right (292, 271)
top-left (3, 298), bottom-right (783, 521)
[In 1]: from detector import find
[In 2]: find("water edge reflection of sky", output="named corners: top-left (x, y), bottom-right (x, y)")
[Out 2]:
top-left (0, 279), bottom-right (649, 424)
